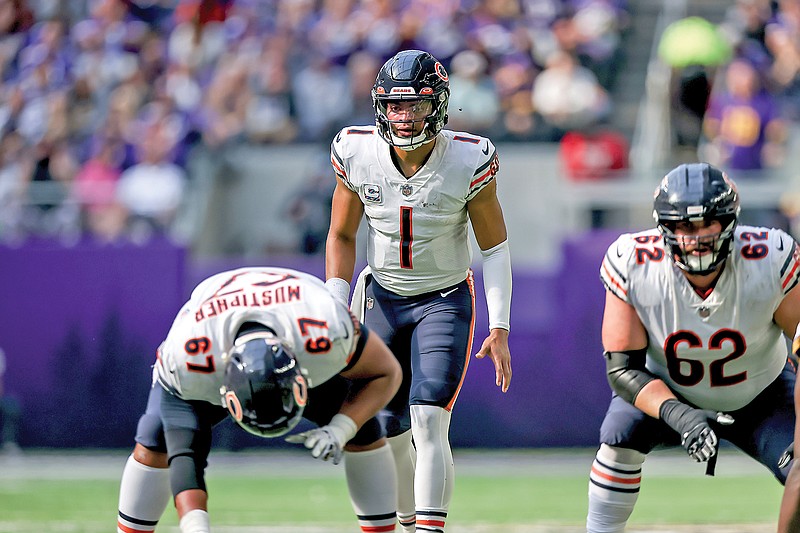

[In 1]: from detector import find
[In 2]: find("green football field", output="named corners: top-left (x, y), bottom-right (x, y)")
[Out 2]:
top-left (0, 447), bottom-right (783, 532)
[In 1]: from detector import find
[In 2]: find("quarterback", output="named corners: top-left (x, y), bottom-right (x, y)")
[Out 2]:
top-left (325, 49), bottom-right (513, 533)
top-left (116, 267), bottom-right (401, 533)
top-left (587, 163), bottom-right (800, 532)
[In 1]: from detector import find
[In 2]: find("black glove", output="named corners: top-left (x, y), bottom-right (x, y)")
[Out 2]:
top-left (659, 399), bottom-right (734, 462)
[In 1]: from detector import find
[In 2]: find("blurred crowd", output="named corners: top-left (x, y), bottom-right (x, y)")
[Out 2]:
top-left (668, 0), bottom-right (800, 174)
top-left (661, 0), bottom-right (800, 233)
top-left (0, 0), bottom-right (629, 246)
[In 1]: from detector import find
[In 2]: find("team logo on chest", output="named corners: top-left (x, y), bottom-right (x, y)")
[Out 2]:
top-left (400, 184), bottom-right (413, 197)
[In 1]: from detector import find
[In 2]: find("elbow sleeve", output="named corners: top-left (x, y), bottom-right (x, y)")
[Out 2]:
top-left (605, 348), bottom-right (655, 404)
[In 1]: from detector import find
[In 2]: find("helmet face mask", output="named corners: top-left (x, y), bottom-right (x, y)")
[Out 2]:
top-left (221, 332), bottom-right (307, 438)
top-left (653, 163), bottom-right (740, 275)
top-left (659, 216), bottom-right (737, 275)
top-left (376, 99), bottom-right (434, 147)
top-left (372, 50), bottom-right (450, 151)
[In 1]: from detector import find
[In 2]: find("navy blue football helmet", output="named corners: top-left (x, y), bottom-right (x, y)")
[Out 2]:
top-left (653, 163), bottom-right (740, 275)
top-left (372, 49), bottom-right (450, 150)
top-left (221, 331), bottom-right (307, 438)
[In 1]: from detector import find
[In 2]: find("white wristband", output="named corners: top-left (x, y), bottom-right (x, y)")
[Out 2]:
top-left (325, 277), bottom-right (351, 306)
top-left (480, 240), bottom-right (512, 331)
top-left (328, 413), bottom-right (358, 445)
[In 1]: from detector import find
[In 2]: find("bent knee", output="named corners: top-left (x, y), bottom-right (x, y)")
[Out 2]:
top-left (598, 443), bottom-right (646, 465)
top-left (133, 442), bottom-right (169, 468)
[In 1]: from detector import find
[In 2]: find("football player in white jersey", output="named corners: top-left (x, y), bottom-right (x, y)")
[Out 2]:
top-left (587, 163), bottom-right (800, 533)
top-left (116, 267), bottom-right (401, 533)
top-left (325, 49), bottom-right (513, 533)
top-left (781, 336), bottom-right (800, 532)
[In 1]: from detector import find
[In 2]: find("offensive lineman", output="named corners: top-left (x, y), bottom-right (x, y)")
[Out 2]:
top-left (587, 163), bottom-right (800, 532)
top-left (781, 336), bottom-right (800, 531)
top-left (116, 267), bottom-right (401, 533)
top-left (325, 49), bottom-right (513, 533)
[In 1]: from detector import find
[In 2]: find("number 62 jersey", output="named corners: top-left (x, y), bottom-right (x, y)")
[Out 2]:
top-left (600, 225), bottom-right (800, 412)
top-left (153, 267), bottom-right (362, 405)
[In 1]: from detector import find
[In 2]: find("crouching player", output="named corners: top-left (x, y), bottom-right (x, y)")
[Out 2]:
top-left (116, 266), bottom-right (401, 533)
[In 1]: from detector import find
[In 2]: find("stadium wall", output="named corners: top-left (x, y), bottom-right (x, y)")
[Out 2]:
top-left (0, 230), bottom-right (617, 449)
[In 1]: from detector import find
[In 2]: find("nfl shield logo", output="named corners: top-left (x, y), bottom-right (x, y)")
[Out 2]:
top-left (401, 184), bottom-right (413, 197)
top-left (366, 297), bottom-right (374, 310)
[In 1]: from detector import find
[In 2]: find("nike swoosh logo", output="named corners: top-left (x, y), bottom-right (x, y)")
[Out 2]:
top-left (341, 322), bottom-right (350, 339)
top-left (482, 142), bottom-right (489, 155)
top-left (615, 244), bottom-right (624, 258)
top-left (778, 237), bottom-right (784, 251)
top-left (441, 288), bottom-right (458, 298)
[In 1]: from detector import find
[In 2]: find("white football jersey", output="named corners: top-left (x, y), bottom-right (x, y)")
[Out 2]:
top-left (600, 225), bottom-right (800, 411)
top-left (330, 126), bottom-right (499, 296)
top-left (153, 267), bottom-right (362, 405)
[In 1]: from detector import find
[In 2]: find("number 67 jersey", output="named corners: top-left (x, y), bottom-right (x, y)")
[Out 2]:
top-left (600, 225), bottom-right (800, 412)
top-left (153, 267), bottom-right (361, 405)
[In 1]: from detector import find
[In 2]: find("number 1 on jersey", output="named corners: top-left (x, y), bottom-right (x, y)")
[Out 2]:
top-left (400, 206), bottom-right (413, 269)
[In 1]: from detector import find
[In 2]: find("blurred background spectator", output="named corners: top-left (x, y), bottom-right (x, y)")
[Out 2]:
top-left (72, 135), bottom-right (126, 242)
top-left (115, 105), bottom-right (189, 242)
top-left (701, 56), bottom-right (787, 172)
top-left (701, 55), bottom-right (789, 229)
top-left (532, 49), bottom-right (610, 139)
top-left (448, 49), bottom-right (501, 133)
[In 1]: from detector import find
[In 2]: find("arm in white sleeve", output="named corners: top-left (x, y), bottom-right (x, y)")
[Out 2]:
top-left (480, 240), bottom-right (512, 331)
